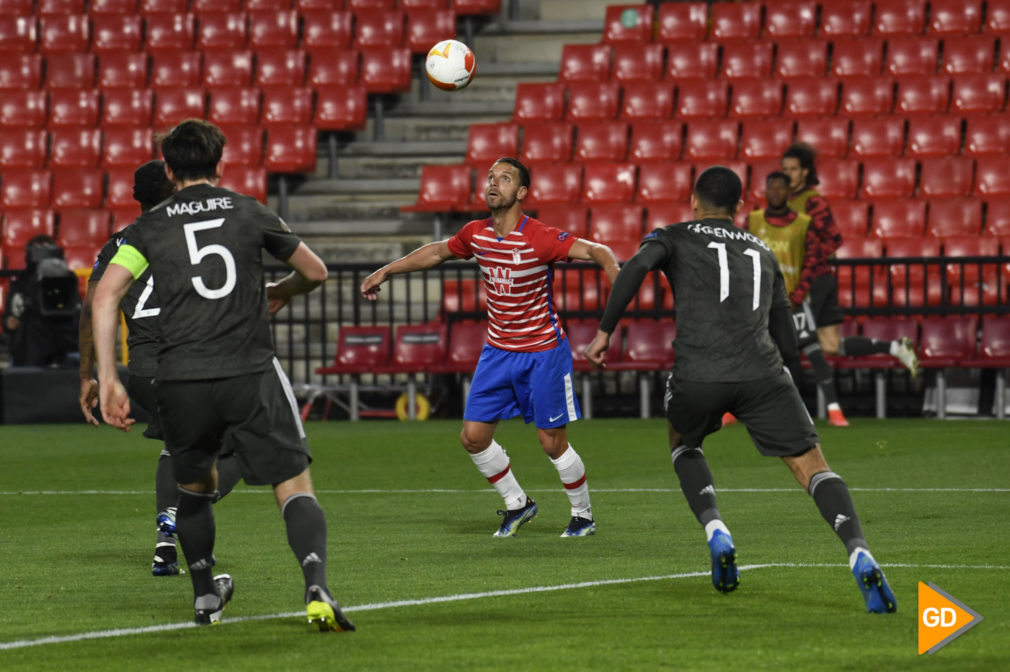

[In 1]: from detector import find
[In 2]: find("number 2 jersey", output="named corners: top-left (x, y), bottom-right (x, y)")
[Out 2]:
top-left (110, 183), bottom-right (301, 381)
top-left (640, 218), bottom-right (790, 383)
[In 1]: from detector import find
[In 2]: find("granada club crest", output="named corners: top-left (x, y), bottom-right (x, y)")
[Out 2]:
top-left (512, 247), bottom-right (522, 265)
top-left (490, 266), bottom-right (513, 295)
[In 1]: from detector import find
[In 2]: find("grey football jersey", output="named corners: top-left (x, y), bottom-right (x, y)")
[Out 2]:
top-left (120, 184), bottom-right (301, 381)
top-left (643, 218), bottom-right (790, 382)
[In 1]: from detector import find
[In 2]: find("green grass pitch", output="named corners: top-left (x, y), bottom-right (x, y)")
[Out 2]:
top-left (1, 418), bottom-right (1007, 670)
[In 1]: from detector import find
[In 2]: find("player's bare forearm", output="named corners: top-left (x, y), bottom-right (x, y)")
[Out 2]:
top-left (92, 265), bottom-right (135, 431)
top-left (78, 280), bottom-right (98, 382)
top-left (361, 241), bottom-right (455, 300)
top-left (571, 239), bottom-right (621, 284)
top-left (583, 330), bottom-right (611, 368)
top-left (269, 243), bottom-right (328, 314)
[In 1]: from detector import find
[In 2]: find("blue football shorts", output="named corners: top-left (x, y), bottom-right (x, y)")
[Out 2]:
top-left (464, 340), bottom-right (581, 429)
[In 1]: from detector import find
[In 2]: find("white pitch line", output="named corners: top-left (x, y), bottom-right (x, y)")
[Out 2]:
top-left (1, 562), bottom-right (1007, 652)
top-left (1, 487), bottom-right (1008, 496)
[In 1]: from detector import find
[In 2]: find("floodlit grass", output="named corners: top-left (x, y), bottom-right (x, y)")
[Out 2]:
top-left (1, 419), bottom-right (1007, 670)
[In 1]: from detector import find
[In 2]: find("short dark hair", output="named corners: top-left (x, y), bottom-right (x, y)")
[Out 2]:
top-left (782, 142), bottom-right (819, 187)
top-left (765, 171), bottom-right (790, 187)
top-left (159, 119), bottom-right (226, 182)
top-left (133, 160), bottom-right (176, 212)
top-left (493, 157), bottom-right (530, 190)
top-left (694, 166), bottom-right (742, 214)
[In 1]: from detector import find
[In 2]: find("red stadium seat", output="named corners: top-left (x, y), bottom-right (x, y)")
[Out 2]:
top-left (47, 88), bottom-right (100, 127)
top-left (534, 204), bottom-right (588, 238)
top-left (39, 14), bottom-right (89, 54)
top-left (152, 87), bottom-right (206, 127)
top-left (0, 90), bottom-right (46, 129)
top-left (820, 1), bottom-right (873, 37)
top-left (873, 0), bottom-right (927, 36)
top-left (1, 170), bottom-right (51, 208)
top-left (581, 162), bottom-right (636, 204)
top-left (150, 51), bottom-right (202, 88)
top-left (39, 0), bottom-right (84, 13)
top-left (433, 321), bottom-right (486, 375)
top-left (248, 10), bottom-right (298, 49)
top-left (885, 235), bottom-right (943, 306)
top-left (918, 315), bottom-right (978, 380)
top-left (816, 158), bottom-right (860, 199)
top-left (566, 81), bottom-right (620, 122)
top-left (834, 236), bottom-right (887, 308)
top-left (263, 125), bottom-right (316, 172)
top-left (919, 156), bottom-right (974, 198)
top-left (404, 9), bottom-right (456, 53)
top-left (352, 9), bottom-right (404, 49)
top-left (254, 48), bottom-right (306, 87)
top-left (849, 118), bottom-right (905, 157)
top-left (520, 121), bottom-right (574, 164)
top-left (602, 4), bottom-right (653, 45)
top-left (98, 52), bottom-right (147, 89)
top-left (50, 168), bottom-right (103, 209)
top-left (894, 74), bottom-right (951, 116)
top-left (961, 319), bottom-right (1010, 415)
top-left (729, 78), bottom-right (783, 118)
top-left (316, 325), bottom-right (392, 376)
top-left (207, 87), bottom-right (261, 126)
top-left (202, 50), bottom-right (254, 87)
top-left (261, 86), bottom-right (313, 126)
top-left (929, 0), bottom-right (983, 35)
top-left (196, 12), bottom-right (247, 51)
top-left (573, 121), bottom-right (629, 162)
top-left (636, 161), bottom-right (693, 204)
top-left (646, 201), bottom-right (694, 229)
top-left (512, 82), bottom-right (565, 122)
top-left (975, 157), bottom-right (1010, 196)
top-left (984, 197), bottom-right (1010, 235)
top-left (347, 0), bottom-right (395, 8)
top-left (451, 0), bottom-right (500, 15)
top-left (839, 76), bottom-right (895, 116)
top-left (45, 53), bottom-right (96, 89)
top-left (628, 120), bottom-right (683, 162)
top-left (100, 126), bottom-right (155, 168)
top-left (941, 36), bottom-right (995, 75)
top-left (100, 88), bottom-right (153, 127)
top-left (985, 0), bottom-right (1010, 34)
top-left (608, 320), bottom-right (676, 372)
top-left (655, 1), bottom-right (707, 42)
top-left (567, 319), bottom-right (623, 372)
top-left (951, 74), bottom-right (1006, 114)
top-left (0, 53), bottom-right (42, 89)
top-left (314, 85), bottom-right (367, 130)
top-left (784, 77), bottom-right (839, 117)
top-left (775, 39), bottom-right (828, 79)
top-left (401, 164), bottom-right (471, 212)
top-left (0, 18), bottom-right (39, 56)
top-left (1, 208), bottom-right (55, 247)
top-left (794, 118), bottom-right (849, 157)
top-left (587, 203), bottom-right (643, 243)
top-left (140, 0), bottom-right (187, 12)
top-left (105, 167), bottom-right (136, 207)
top-left (831, 200), bottom-right (870, 238)
top-left (526, 163), bottom-right (581, 208)
top-left (89, 0), bottom-right (136, 12)
top-left (246, 0), bottom-right (296, 10)
top-left (359, 47), bottom-right (412, 93)
top-left (964, 115), bottom-right (1010, 157)
top-left (48, 127), bottom-right (101, 168)
top-left (927, 197), bottom-right (983, 238)
top-left (559, 44), bottom-right (611, 83)
top-left (90, 14), bottom-right (142, 54)
top-left (109, 203), bottom-right (140, 231)
top-left (675, 80), bottom-right (728, 119)
top-left (619, 81), bottom-right (674, 121)
top-left (683, 119), bottom-right (738, 161)
top-left (0, 0), bottom-right (34, 11)
top-left (870, 198), bottom-right (926, 237)
top-left (57, 209), bottom-right (109, 249)
top-left (905, 116), bottom-right (961, 157)
top-left (306, 47), bottom-right (359, 86)
top-left (710, 1), bottom-right (760, 41)
top-left (664, 42), bottom-right (719, 81)
top-left (1000, 40), bottom-right (1010, 74)
top-left (739, 119), bottom-right (793, 161)
top-left (218, 165), bottom-right (267, 202)
top-left (375, 324), bottom-right (448, 392)
top-left (721, 41), bottom-right (773, 80)
top-left (744, 159), bottom-right (777, 202)
top-left (830, 38), bottom-right (884, 77)
top-left (218, 124), bottom-right (263, 165)
top-left (612, 43), bottom-right (664, 82)
top-left (0, 128), bottom-right (47, 167)
top-left (463, 123), bottom-right (518, 170)
top-left (439, 279), bottom-right (487, 316)
top-left (885, 37), bottom-right (939, 76)
top-left (764, 1), bottom-right (817, 37)
top-left (861, 157), bottom-right (916, 198)
top-left (300, 11), bottom-right (353, 50)
top-left (400, 0), bottom-right (447, 9)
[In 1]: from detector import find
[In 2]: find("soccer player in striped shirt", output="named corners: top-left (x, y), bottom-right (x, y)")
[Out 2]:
top-left (361, 158), bottom-right (620, 538)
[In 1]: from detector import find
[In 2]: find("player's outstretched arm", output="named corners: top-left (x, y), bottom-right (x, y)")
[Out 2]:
top-left (78, 278), bottom-right (100, 426)
top-left (93, 264), bottom-right (136, 431)
top-left (567, 239), bottom-right (621, 285)
top-left (361, 240), bottom-right (457, 301)
top-left (583, 330), bottom-right (611, 368)
top-left (267, 243), bottom-right (328, 315)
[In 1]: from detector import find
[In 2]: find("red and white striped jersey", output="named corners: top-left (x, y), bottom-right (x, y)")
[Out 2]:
top-left (447, 215), bottom-right (577, 352)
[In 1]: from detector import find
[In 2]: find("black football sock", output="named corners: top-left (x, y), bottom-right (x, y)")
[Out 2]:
top-left (838, 336), bottom-right (892, 357)
top-left (176, 487), bottom-right (218, 596)
top-left (155, 451), bottom-right (176, 514)
top-left (215, 455), bottom-right (243, 502)
top-left (808, 471), bottom-right (867, 555)
top-left (671, 446), bottom-right (721, 528)
top-left (282, 493), bottom-right (328, 596)
top-left (804, 344), bottom-right (839, 407)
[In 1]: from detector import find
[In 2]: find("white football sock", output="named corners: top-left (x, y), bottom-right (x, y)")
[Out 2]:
top-left (550, 445), bottom-right (592, 519)
top-left (470, 440), bottom-right (526, 510)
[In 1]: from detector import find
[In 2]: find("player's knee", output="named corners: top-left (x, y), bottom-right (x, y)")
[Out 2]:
top-left (459, 427), bottom-right (489, 454)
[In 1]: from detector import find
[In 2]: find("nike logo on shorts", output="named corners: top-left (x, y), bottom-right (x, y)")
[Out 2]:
top-left (549, 413), bottom-right (564, 423)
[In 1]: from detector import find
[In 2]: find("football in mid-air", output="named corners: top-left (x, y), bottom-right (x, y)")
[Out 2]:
top-left (425, 39), bottom-right (477, 91)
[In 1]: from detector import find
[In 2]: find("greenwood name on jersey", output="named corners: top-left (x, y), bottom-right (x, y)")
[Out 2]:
top-left (91, 224), bottom-right (161, 377)
top-left (109, 184), bottom-right (301, 381)
top-left (447, 215), bottom-right (576, 352)
top-left (642, 218), bottom-right (791, 383)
